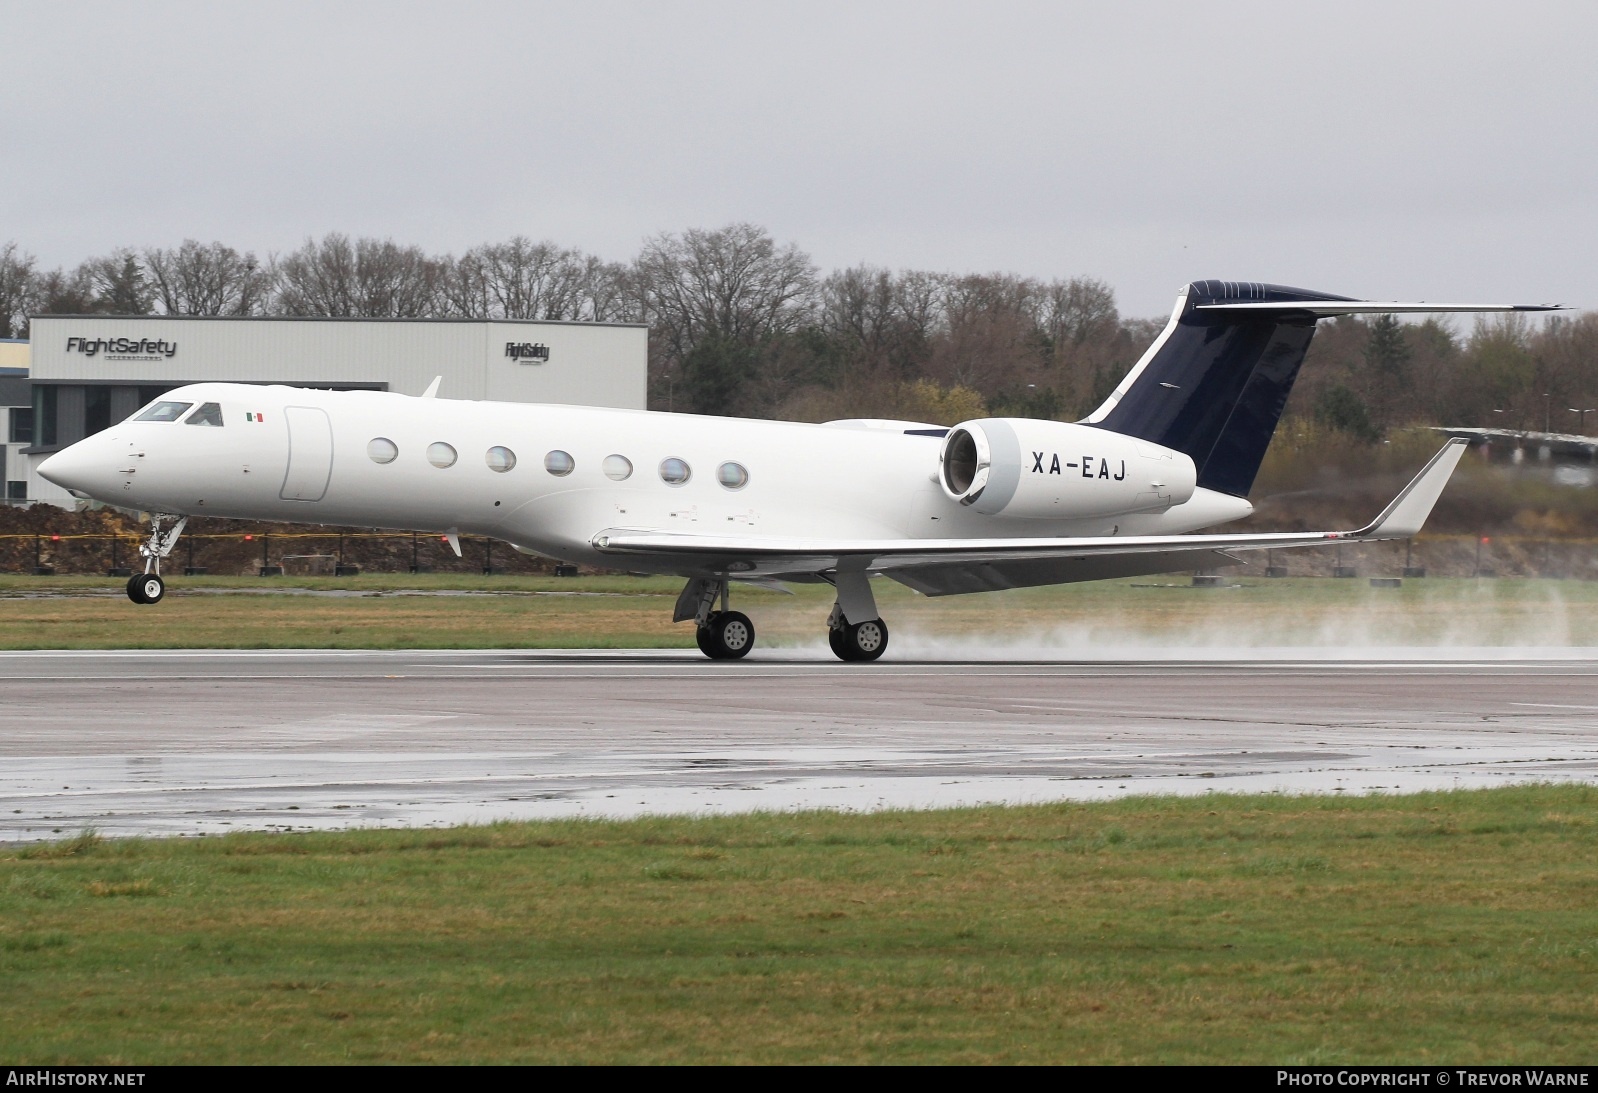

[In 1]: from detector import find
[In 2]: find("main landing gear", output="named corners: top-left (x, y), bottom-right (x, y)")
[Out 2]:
top-left (827, 607), bottom-right (889, 662)
top-left (673, 569), bottom-right (891, 662)
top-left (825, 568), bottom-right (888, 662)
top-left (126, 513), bottom-right (187, 605)
top-left (697, 610), bottom-right (756, 659)
top-left (676, 577), bottom-right (756, 660)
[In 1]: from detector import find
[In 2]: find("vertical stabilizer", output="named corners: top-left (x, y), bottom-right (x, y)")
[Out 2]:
top-left (1083, 280), bottom-right (1350, 498)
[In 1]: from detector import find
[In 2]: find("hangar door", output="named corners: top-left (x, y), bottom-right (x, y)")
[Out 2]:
top-left (279, 406), bottom-right (334, 502)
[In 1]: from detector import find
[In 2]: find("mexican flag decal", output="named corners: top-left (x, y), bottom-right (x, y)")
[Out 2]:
top-left (245, 412), bottom-right (264, 422)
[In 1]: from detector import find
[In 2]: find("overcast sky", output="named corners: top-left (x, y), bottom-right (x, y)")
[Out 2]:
top-left (2, 1), bottom-right (1593, 316)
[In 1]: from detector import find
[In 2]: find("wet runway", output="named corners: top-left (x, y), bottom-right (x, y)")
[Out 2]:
top-left (3, 648), bottom-right (1597, 841)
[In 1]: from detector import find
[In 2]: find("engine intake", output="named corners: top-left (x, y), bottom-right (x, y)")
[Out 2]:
top-left (938, 418), bottom-right (1196, 519)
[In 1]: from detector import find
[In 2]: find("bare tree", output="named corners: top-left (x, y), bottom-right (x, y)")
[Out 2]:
top-left (438, 249), bottom-right (492, 318)
top-left (890, 270), bottom-right (948, 346)
top-left (576, 256), bottom-right (636, 322)
top-left (929, 273), bottom-right (1047, 394)
top-left (482, 237), bottom-right (585, 319)
top-left (1042, 277), bottom-right (1119, 350)
top-left (144, 240), bottom-right (270, 316)
top-left (272, 234), bottom-right (444, 317)
top-left (1040, 276), bottom-right (1125, 415)
top-left (443, 241), bottom-right (637, 322)
top-left (821, 266), bottom-right (898, 357)
top-left (634, 223), bottom-right (817, 361)
top-left (0, 242), bottom-right (37, 338)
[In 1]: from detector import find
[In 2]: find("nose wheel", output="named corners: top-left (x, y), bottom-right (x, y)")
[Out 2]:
top-left (127, 513), bottom-right (187, 606)
top-left (126, 574), bottom-right (166, 605)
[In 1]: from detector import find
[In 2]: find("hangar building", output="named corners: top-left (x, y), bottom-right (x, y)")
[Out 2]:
top-left (2, 338), bottom-right (30, 503)
top-left (16, 315), bottom-right (648, 506)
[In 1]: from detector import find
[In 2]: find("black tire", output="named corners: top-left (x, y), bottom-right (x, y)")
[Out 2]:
top-left (831, 617), bottom-right (889, 662)
top-left (128, 573), bottom-right (164, 605)
top-left (699, 610), bottom-right (755, 660)
top-left (695, 614), bottom-right (720, 656)
top-left (828, 625), bottom-right (849, 660)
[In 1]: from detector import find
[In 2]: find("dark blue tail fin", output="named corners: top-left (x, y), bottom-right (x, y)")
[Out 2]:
top-left (1083, 280), bottom-right (1352, 498)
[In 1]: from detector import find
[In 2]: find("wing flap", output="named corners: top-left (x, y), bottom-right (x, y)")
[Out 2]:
top-left (886, 548), bottom-right (1242, 597)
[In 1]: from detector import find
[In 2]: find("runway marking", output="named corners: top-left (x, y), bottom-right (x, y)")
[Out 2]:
top-left (2, 647), bottom-right (1597, 667)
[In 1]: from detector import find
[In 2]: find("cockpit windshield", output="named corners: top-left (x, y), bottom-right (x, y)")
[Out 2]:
top-left (185, 402), bottom-right (224, 427)
top-left (135, 401), bottom-right (194, 422)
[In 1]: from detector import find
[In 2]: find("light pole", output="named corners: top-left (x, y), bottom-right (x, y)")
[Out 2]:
top-left (1569, 408), bottom-right (1596, 434)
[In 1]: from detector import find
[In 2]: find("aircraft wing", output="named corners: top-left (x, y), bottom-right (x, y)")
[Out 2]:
top-left (591, 439), bottom-right (1467, 588)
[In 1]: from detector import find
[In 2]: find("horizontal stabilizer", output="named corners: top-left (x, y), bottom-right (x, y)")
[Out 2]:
top-left (1196, 301), bottom-right (1565, 315)
top-left (1084, 280), bottom-right (1563, 501)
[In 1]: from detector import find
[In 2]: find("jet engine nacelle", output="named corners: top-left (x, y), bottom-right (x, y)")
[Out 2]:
top-left (938, 418), bottom-right (1197, 518)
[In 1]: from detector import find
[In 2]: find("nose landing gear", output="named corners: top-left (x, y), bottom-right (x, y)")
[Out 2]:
top-left (126, 513), bottom-right (188, 606)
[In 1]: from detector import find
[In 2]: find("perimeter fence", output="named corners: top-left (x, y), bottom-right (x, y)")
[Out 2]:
top-left (0, 524), bottom-right (566, 577)
top-left (0, 522), bottom-right (1595, 580)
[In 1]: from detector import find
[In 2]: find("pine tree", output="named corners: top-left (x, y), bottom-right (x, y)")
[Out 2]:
top-left (1362, 313), bottom-right (1413, 425)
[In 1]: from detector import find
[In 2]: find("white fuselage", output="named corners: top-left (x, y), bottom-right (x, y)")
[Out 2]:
top-left (39, 382), bottom-right (1252, 574)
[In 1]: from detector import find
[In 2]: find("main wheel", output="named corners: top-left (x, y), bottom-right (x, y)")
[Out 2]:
top-left (697, 610), bottom-right (755, 660)
top-left (127, 573), bottom-right (164, 605)
top-left (830, 617), bottom-right (889, 662)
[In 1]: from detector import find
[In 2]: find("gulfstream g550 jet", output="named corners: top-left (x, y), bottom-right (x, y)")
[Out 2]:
top-left (37, 281), bottom-right (1558, 661)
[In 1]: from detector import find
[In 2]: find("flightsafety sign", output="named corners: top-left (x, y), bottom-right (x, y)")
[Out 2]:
top-left (65, 336), bottom-right (178, 360)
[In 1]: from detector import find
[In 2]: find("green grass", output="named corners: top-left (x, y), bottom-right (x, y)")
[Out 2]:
top-left (3, 786), bottom-right (1597, 1063)
top-left (0, 573), bottom-right (1595, 649)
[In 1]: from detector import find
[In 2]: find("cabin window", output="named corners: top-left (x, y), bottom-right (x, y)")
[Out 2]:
top-left (545, 450), bottom-right (575, 476)
top-left (368, 437), bottom-right (398, 464)
top-left (485, 446), bottom-right (517, 472)
top-left (185, 402), bottom-right (224, 427)
top-left (427, 442), bottom-right (458, 468)
top-left (717, 461), bottom-right (749, 490)
top-left (602, 454), bottom-right (632, 481)
top-left (135, 401), bottom-right (192, 423)
top-left (659, 457), bottom-right (691, 486)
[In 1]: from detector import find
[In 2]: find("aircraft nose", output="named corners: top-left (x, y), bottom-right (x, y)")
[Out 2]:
top-left (36, 438), bottom-right (113, 498)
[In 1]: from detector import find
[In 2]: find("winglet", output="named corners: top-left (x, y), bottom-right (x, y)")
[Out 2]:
top-left (422, 376), bottom-right (443, 399)
top-left (1350, 438), bottom-right (1469, 539)
top-left (444, 528), bottom-right (461, 557)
